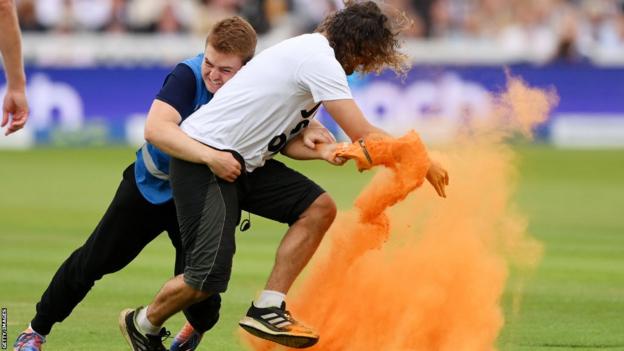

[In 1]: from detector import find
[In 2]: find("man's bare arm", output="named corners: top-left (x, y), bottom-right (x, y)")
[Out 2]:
top-left (323, 98), bottom-right (449, 197)
top-left (1, 0), bottom-right (29, 135)
top-left (281, 134), bottom-right (345, 165)
top-left (0, 0), bottom-right (25, 90)
top-left (322, 99), bottom-right (387, 141)
top-left (144, 100), bottom-right (241, 182)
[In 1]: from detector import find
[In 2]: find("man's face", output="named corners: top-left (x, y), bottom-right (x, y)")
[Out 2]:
top-left (201, 44), bottom-right (244, 94)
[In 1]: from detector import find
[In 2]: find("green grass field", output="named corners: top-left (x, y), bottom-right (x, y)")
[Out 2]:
top-left (1, 146), bottom-right (623, 350)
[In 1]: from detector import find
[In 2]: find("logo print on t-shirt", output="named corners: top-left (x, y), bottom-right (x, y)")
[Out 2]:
top-left (267, 103), bottom-right (322, 153)
top-left (300, 102), bottom-right (321, 118)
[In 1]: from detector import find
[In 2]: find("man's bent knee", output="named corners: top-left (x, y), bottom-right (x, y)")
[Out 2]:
top-left (183, 294), bottom-right (221, 333)
top-left (181, 277), bottom-right (214, 303)
top-left (315, 193), bottom-right (337, 221)
top-left (305, 193), bottom-right (337, 225)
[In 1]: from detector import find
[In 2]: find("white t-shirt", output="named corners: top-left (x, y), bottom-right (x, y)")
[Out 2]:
top-left (180, 33), bottom-right (353, 171)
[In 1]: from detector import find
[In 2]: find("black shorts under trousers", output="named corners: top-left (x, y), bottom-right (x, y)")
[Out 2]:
top-left (169, 157), bottom-right (325, 293)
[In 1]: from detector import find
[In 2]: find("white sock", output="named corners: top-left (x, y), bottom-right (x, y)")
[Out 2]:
top-left (136, 306), bottom-right (162, 336)
top-left (27, 324), bottom-right (45, 337)
top-left (254, 290), bottom-right (286, 308)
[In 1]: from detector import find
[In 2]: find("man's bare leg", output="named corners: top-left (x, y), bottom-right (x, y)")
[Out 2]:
top-left (238, 193), bottom-right (337, 348)
top-left (120, 275), bottom-right (212, 350)
top-left (263, 193), bottom-right (337, 295)
top-left (146, 275), bottom-right (211, 327)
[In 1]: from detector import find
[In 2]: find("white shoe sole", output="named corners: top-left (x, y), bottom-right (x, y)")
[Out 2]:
top-left (119, 309), bottom-right (138, 351)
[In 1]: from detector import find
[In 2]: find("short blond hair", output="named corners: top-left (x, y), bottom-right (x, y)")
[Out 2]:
top-left (206, 16), bottom-right (257, 64)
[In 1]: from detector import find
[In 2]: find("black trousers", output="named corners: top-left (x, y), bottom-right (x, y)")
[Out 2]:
top-left (31, 164), bottom-right (221, 335)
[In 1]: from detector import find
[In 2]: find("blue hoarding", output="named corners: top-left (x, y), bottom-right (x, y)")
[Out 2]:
top-left (1, 63), bottom-right (623, 147)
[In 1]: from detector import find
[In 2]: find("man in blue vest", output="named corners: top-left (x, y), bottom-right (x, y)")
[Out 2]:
top-left (14, 16), bottom-right (335, 351)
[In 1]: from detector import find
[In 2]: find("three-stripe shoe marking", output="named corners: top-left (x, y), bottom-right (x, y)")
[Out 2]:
top-left (239, 302), bottom-right (319, 349)
top-left (262, 312), bottom-right (293, 329)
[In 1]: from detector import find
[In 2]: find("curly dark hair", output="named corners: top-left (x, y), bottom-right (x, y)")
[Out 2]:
top-left (316, 1), bottom-right (411, 75)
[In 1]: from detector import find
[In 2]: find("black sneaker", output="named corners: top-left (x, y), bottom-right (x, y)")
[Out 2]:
top-left (238, 302), bottom-right (319, 349)
top-left (119, 307), bottom-right (170, 351)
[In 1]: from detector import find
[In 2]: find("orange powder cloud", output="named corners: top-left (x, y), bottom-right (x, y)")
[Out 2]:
top-left (243, 76), bottom-right (556, 351)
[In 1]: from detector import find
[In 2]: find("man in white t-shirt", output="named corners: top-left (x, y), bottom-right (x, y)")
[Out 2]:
top-left (120, 2), bottom-right (450, 350)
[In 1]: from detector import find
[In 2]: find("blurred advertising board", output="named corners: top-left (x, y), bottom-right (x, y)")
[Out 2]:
top-left (0, 67), bottom-right (165, 148)
top-left (1, 64), bottom-right (623, 148)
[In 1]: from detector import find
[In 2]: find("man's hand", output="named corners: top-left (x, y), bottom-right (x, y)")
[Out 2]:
top-left (206, 150), bottom-right (242, 182)
top-left (426, 160), bottom-right (449, 198)
top-left (2, 88), bottom-right (29, 136)
top-left (318, 143), bottom-right (347, 166)
top-left (301, 125), bottom-right (335, 149)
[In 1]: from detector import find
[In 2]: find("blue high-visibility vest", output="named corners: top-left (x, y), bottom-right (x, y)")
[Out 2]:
top-left (134, 53), bottom-right (212, 204)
